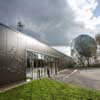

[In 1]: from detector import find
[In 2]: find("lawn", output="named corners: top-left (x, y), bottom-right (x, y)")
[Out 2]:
top-left (0, 78), bottom-right (100, 100)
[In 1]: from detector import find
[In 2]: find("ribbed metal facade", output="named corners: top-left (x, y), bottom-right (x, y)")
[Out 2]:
top-left (0, 23), bottom-right (72, 86)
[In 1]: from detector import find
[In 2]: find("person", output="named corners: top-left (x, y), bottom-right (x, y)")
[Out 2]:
top-left (47, 68), bottom-right (50, 78)
top-left (37, 69), bottom-right (41, 79)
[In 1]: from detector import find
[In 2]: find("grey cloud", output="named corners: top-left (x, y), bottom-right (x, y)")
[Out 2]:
top-left (0, 0), bottom-right (89, 46)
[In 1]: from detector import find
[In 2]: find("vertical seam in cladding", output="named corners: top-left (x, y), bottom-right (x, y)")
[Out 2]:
top-left (6, 29), bottom-right (7, 56)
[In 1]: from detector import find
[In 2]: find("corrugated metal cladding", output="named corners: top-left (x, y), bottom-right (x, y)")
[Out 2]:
top-left (0, 23), bottom-right (72, 86)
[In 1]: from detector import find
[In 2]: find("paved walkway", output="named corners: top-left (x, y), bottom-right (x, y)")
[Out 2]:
top-left (0, 81), bottom-right (27, 93)
top-left (1, 68), bottom-right (100, 92)
top-left (53, 68), bottom-right (100, 90)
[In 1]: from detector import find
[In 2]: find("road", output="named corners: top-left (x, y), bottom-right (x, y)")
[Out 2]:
top-left (53, 68), bottom-right (100, 90)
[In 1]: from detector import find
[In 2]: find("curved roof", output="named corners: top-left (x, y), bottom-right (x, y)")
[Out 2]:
top-left (0, 23), bottom-right (72, 59)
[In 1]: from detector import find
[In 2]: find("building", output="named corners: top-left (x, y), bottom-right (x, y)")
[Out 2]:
top-left (0, 23), bottom-right (73, 86)
top-left (95, 34), bottom-right (100, 63)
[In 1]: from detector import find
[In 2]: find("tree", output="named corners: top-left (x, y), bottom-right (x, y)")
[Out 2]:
top-left (73, 34), bottom-right (97, 67)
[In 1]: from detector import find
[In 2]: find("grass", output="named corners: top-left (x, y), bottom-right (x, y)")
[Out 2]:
top-left (0, 78), bottom-right (100, 100)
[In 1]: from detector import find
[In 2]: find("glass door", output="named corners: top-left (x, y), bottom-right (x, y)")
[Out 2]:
top-left (26, 51), bottom-right (34, 81)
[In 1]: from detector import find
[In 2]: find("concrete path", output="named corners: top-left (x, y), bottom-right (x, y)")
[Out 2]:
top-left (0, 81), bottom-right (26, 93)
top-left (53, 68), bottom-right (100, 90)
top-left (1, 68), bottom-right (100, 92)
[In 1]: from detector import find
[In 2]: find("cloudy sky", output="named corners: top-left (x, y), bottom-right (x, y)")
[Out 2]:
top-left (0, 0), bottom-right (100, 55)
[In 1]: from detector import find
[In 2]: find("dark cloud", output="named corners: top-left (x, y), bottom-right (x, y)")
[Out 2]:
top-left (0, 0), bottom-right (87, 46)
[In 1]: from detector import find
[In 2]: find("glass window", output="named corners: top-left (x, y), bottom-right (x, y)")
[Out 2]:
top-left (38, 53), bottom-right (42, 59)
